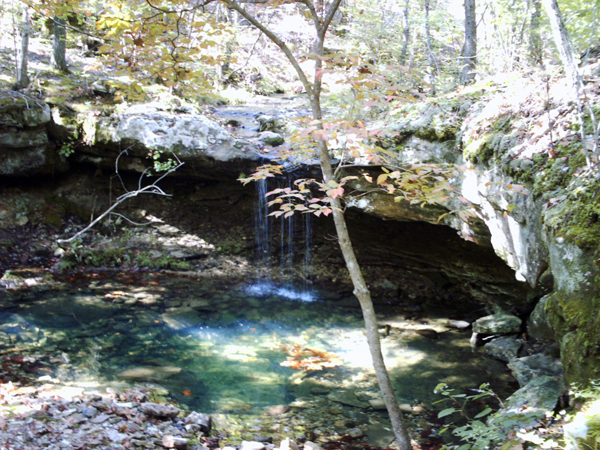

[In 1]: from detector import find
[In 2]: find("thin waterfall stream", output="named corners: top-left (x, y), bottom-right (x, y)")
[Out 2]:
top-left (247, 177), bottom-right (315, 302)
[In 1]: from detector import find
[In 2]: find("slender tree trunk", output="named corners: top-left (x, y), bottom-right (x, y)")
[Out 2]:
top-left (541, 0), bottom-right (594, 166)
top-left (424, 0), bottom-right (437, 95)
top-left (400, 0), bottom-right (410, 64)
top-left (316, 141), bottom-right (412, 450)
top-left (541, 0), bottom-right (579, 96)
top-left (224, 0), bottom-right (413, 447)
top-left (14, 6), bottom-right (30, 90)
top-left (528, 0), bottom-right (543, 66)
top-left (460, 0), bottom-right (477, 84)
top-left (51, 16), bottom-right (69, 73)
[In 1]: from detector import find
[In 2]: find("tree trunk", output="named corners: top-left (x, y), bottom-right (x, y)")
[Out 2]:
top-left (460, 0), bottom-right (477, 84)
top-left (541, 0), bottom-right (580, 96)
top-left (51, 16), bottom-right (69, 73)
top-left (224, 1), bottom-right (413, 448)
top-left (424, 0), bottom-right (437, 95)
top-left (316, 140), bottom-right (413, 450)
top-left (14, 6), bottom-right (30, 90)
top-left (528, 0), bottom-right (543, 66)
top-left (400, 0), bottom-right (410, 64)
top-left (541, 0), bottom-right (595, 165)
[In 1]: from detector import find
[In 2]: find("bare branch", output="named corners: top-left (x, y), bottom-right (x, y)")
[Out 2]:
top-left (57, 154), bottom-right (184, 245)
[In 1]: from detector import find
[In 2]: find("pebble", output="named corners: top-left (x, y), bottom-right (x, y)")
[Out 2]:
top-left (163, 435), bottom-right (189, 449)
top-left (347, 427), bottom-right (364, 438)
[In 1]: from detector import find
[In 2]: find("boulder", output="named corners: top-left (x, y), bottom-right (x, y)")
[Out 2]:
top-left (327, 390), bottom-right (370, 408)
top-left (257, 114), bottom-right (285, 132)
top-left (483, 336), bottom-right (522, 362)
top-left (279, 438), bottom-right (299, 450)
top-left (473, 313), bottom-right (522, 334)
top-left (93, 104), bottom-right (260, 161)
top-left (161, 308), bottom-right (205, 330)
top-left (488, 375), bottom-right (563, 431)
top-left (185, 411), bottom-right (211, 434)
top-left (303, 441), bottom-right (323, 450)
top-left (527, 295), bottom-right (555, 341)
top-left (258, 131), bottom-right (284, 147)
top-left (80, 103), bottom-right (264, 179)
top-left (508, 353), bottom-right (564, 387)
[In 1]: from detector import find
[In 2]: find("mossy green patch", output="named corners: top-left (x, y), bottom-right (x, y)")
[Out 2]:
top-left (59, 244), bottom-right (193, 272)
top-left (545, 289), bottom-right (600, 384)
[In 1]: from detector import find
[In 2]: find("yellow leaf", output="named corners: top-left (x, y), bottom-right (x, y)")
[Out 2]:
top-left (377, 173), bottom-right (388, 185)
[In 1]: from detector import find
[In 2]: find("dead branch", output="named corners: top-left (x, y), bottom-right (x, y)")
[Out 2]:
top-left (57, 151), bottom-right (183, 245)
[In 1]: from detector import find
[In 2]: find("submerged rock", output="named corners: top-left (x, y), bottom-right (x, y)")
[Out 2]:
top-left (117, 365), bottom-right (182, 381)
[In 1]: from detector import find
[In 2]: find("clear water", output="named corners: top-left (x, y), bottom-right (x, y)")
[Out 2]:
top-left (0, 276), bottom-right (515, 422)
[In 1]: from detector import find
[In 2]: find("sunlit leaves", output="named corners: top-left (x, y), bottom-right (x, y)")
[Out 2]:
top-left (91, 0), bottom-right (234, 100)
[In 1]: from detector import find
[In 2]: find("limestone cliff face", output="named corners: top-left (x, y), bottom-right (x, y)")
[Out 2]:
top-left (0, 96), bottom-right (68, 176)
top-left (346, 81), bottom-right (600, 384)
top-left (0, 99), bottom-right (265, 179)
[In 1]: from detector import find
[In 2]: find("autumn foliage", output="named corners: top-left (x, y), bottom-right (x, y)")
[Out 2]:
top-left (280, 345), bottom-right (343, 371)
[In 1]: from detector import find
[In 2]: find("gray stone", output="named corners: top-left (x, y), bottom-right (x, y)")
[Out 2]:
top-left (258, 131), bottom-right (284, 147)
top-left (240, 441), bottom-right (266, 450)
top-left (473, 313), bottom-right (522, 334)
top-left (161, 308), bottom-right (204, 330)
top-left (106, 428), bottom-right (128, 443)
top-left (94, 105), bottom-right (261, 164)
top-left (0, 128), bottom-right (48, 148)
top-left (483, 336), bottom-right (522, 362)
top-left (303, 441), bottom-right (322, 450)
top-left (279, 438), bottom-right (299, 450)
top-left (488, 375), bottom-right (563, 431)
top-left (163, 436), bottom-right (188, 449)
top-left (81, 406), bottom-right (99, 418)
top-left (117, 365), bottom-right (182, 382)
top-left (140, 402), bottom-right (181, 419)
top-left (185, 411), bottom-right (211, 433)
top-left (508, 353), bottom-right (564, 387)
top-left (347, 428), bottom-right (364, 438)
top-left (527, 295), bottom-right (556, 341)
top-left (327, 390), bottom-right (369, 408)
top-left (257, 114), bottom-right (285, 132)
top-left (446, 319), bottom-right (471, 330)
top-left (368, 399), bottom-right (387, 410)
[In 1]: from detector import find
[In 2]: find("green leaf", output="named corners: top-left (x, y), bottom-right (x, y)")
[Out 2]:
top-left (434, 383), bottom-right (448, 393)
top-left (438, 408), bottom-right (457, 418)
top-left (474, 407), bottom-right (493, 419)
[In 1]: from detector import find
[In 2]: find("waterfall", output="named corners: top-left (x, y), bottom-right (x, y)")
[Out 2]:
top-left (248, 177), bottom-right (315, 301)
top-left (255, 177), bottom-right (271, 266)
